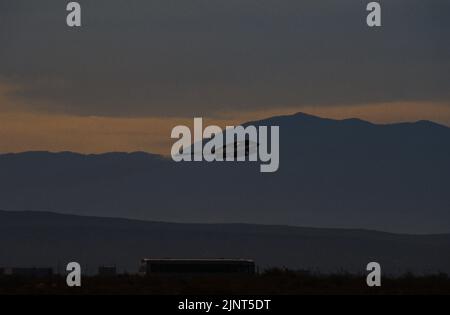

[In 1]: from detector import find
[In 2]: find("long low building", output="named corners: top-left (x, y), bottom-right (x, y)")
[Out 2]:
top-left (140, 259), bottom-right (256, 276)
top-left (1, 268), bottom-right (54, 278)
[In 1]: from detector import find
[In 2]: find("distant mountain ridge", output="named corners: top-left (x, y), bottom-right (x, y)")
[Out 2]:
top-left (1, 210), bottom-right (450, 275)
top-left (0, 113), bottom-right (449, 233)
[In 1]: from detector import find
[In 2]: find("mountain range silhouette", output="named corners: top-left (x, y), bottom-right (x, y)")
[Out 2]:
top-left (1, 113), bottom-right (449, 234)
top-left (1, 210), bottom-right (449, 274)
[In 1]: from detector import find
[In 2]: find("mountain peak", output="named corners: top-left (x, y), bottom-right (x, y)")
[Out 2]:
top-left (246, 112), bottom-right (450, 131)
top-left (291, 112), bottom-right (322, 119)
top-left (247, 111), bottom-right (374, 128)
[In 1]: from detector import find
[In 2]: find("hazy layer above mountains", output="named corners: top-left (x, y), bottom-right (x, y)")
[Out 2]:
top-left (0, 113), bottom-right (449, 234)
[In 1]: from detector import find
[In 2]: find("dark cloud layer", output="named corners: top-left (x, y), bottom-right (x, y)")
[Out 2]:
top-left (1, 0), bottom-right (449, 117)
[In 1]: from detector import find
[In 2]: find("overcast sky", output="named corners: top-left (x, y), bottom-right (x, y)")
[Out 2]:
top-left (0, 0), bottom-right (449, 153)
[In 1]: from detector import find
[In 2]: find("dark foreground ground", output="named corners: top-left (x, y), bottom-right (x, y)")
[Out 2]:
top-left (1, 270), bottom-right (450, 295)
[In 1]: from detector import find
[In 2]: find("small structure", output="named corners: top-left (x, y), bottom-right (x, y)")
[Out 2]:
top-left (98, 265), bottom-right (117, 277)
top-left (10, 267), bottom-right (53, 278)
top-left (140, 259), bottom-right (255, 276)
